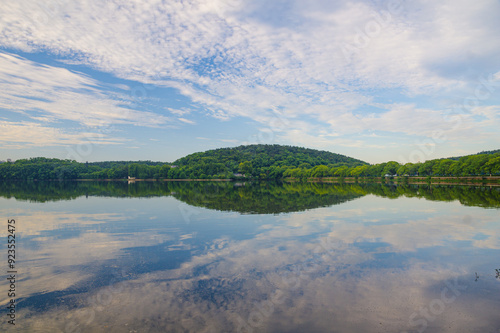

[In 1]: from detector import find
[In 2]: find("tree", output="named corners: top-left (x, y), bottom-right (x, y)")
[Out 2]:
top-left (432, 159), bottom-right (454, 176)
top-left (128, 164), bottom-right (139, 177)
top-left (484, 156), bottom-right (500, 176)
top-left (334, 166), bottom-right (349, 177)
top-left (159, 165), bottom-right (171, 178)
top-left (238, 161), bottom-right (253, 176)
top-left (383, 161), bottom-right (400, 176)
top-left (418, 160), bottom-right (435, 176)
top-left (397, 164), bottom-right (409, 176)
top-left (351, 165), bottom-right (369, 177)
top-left (311, 165), bottom-right (330, 177)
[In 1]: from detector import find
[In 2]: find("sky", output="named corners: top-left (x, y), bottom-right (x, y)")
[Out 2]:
top-left (0, 0), bottom-right (499, 164)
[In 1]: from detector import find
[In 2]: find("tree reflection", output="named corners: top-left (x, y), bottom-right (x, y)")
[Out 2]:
top-left (0, 181), bottom-right (499, 212)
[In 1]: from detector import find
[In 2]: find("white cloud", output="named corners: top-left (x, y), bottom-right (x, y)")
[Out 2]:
top-left (0, 0), bottom-right (499, 155)
top-left (178, 117), bottom-right (196, 125)
top-left (0, 52), bottom-right (171, 128)
top-left (0, 120), bottom-right (126, 147)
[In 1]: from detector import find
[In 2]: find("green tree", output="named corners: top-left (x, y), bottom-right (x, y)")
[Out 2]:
top-left (351, 165), bottom-right (369, 177)
top-left (418, 160), bottom-right (435, 176)
top-left (334, 166), bottom-right (349, 177)
top-left (383, 161), bottom-right (400, 176)
top-left (433, 159), bottom-right (454, 176)
top-left (238, 161), bottom-right (253, 176)
top-left (397, 163), bottom-right (409, 176)
top-left (311, 165), bottom-right (330, 177)
top-left (159, 165), bottom-right (171, 178)
top-left (484, 156), bottom-right (500, 176)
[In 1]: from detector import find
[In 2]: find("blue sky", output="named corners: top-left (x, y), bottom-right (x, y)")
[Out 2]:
top-left (0, 0), bottom-right (499, 164)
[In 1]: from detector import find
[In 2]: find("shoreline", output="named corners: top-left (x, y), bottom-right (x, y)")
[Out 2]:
top-left (285, 176), bottom-right (500, 187)
top-left (77, 178), bottom-right (232, 182)
top-left (3, 176), bottom-right (500, 186)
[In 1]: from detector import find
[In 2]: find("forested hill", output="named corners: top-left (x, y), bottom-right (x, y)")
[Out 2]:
top-left (0, 145), bottom-right (367, 180)
top-left (447, 149), bottom-right (500, 160)
top-left (0, 145), bottom-right (499, 180)
top-left (173, 144), bottom-right (367, 177)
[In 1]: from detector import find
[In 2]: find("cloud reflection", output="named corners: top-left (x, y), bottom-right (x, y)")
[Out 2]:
top-left (1, 194), bottom-right (499, 332)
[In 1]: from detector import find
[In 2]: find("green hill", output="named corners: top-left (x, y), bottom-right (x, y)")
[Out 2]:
top-left (170, 144), bottom-right (367, 179)
top-left (447, 149), bottom-right (500, 161)
top-left (0, 145), bottom-right (367, 180)
top-left (1, 145), bottom-right (498, 180)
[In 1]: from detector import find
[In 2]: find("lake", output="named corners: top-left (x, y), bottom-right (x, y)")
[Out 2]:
top-left (1, 181), bottom-right (499, 332)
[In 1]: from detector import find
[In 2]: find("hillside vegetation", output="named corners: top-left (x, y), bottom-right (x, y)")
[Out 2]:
top-left (447, 149), bottom-right (500, 160)
top-left (283, 152), bottom-right (500, 178)
top-left (0, 145), bottom-right (499, 180)
top-left (170, 144), bottom-right (367, 179)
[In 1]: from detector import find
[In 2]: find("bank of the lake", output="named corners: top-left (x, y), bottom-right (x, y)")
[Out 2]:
top-left (285, 175), bottom-right (500, 186)
top-left (75, 178), bottom-right (233, 182)
top-left (14, 175), bottom-right (500, 186)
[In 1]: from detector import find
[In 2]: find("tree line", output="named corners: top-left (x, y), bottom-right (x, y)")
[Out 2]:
top-left (283, 152), bottom-right (500, 179)
top-left (0, 146), bottom-right (499, 180)
top-left (0, 157), bottom-right (170, 180)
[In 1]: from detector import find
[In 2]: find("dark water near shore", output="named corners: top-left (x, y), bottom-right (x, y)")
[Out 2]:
top-left (1, 181), bottom-right (499, 332)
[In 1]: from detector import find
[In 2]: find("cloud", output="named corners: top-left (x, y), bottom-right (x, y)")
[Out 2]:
top-left (0, 120), bottom-right (126, 147)
top-left (0, 52), bottom-right (172, 128)
top-left (0, 0), bottom-right (499, 155)
top-left (178, 117), bottom-right (196, 125)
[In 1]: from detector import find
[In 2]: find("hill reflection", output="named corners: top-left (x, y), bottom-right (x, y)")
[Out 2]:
top-left (0, 180), bottom-right (499, 211)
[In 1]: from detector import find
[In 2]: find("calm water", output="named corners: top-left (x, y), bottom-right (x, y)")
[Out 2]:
top-left (1, 181), bottom-right (499, 333)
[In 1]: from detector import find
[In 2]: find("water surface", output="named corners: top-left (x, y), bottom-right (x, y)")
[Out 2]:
top-left (0, 181), bottom-right (499, 332)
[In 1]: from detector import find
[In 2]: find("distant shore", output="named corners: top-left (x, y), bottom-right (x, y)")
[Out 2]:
top-left (75, 178), bottom-right (232, 182)
top-left (286, 176), bottom-right (500, 186)
top-left (4, 176), bottom-right (500, 186)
